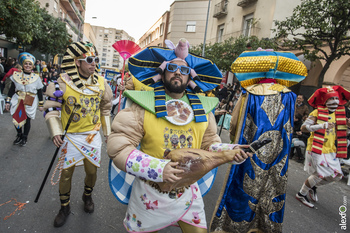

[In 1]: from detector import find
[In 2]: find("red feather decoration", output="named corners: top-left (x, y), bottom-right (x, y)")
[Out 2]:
top-left (112, 40), bottom-right (141, 60)
top-left (112, 40), bottom-right (141, 112)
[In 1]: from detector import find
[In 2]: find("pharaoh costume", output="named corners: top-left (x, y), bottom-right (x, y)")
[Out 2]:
top-left (210, 51), bottom-right (307, 233)
top-left (6, 52), bottom-right (44, 146)
top-left (44, 42), bottom-right (112, 217)
top-left (107, 39), bottom-right (227, 232)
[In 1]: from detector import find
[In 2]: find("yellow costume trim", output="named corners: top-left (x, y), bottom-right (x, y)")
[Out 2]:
top-left (12, 71), bottom-right (40, 85)
top-left (59, 73), bottom-right (101, 95)
top-left (245, 83), bottom-right (291, 95)
top-left (101, 115), bottom-right (111, 136)
top-left (46, 116), bottom-right (63, 138)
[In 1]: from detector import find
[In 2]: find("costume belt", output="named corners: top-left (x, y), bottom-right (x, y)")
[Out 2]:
top-left (145, 180), bottom-right (190, 195)
top-left (16, 91), bottom-right (36, 99)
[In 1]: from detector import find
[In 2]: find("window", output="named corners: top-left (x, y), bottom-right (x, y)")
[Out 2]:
top-left (186, 21), bottom-right (196, 32)
top-left (217, 24), bottom-right (224, 43)
top-left (104, 29), bottom-right (109, 33)
top-left (243, 13), bottom-right (254, 37)
top-left (54, 1), bottom-right (58, 12)
top-left (168, 23), bottom-right (172, 33)
top-left (160, 23), bottom-right (164, 36)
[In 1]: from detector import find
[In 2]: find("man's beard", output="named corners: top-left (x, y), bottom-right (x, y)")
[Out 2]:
top-left (163, 76), bottom-right (189, 93)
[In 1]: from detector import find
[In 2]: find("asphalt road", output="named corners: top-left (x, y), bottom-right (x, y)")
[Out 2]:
top-left (0, 110), bottom-right (349, 233)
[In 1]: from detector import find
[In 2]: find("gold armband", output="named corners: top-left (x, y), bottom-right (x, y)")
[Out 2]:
top-left (101, 115), bottom-right (111, 137)
top-left (38, 101), bottom-right (44, 107)
top-left (46, 117), bottom-right (63, 139)
top-left (6, 97), bottom-right (11, 104)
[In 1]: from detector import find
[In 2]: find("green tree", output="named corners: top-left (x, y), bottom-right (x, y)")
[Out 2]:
top-left (0, 0), bottom-right (71, 55)
top-left (29, 8), bottom-right (72, 55)
top-left (273, 0), bottom-right (350, 87)
top-left (190, 36), bottom-right (278, 72)
top-left (0, 0), bottom-right (42, 44)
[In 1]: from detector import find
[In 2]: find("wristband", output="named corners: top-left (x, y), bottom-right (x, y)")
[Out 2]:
top-left (125, 149), bottom-right (170, 182)
top-left (208, 143), bottom-right (237, 152)
top-left (208, 143), bottom-right (245, 165)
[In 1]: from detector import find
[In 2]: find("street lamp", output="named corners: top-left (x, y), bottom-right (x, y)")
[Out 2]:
top-left (202, 0), bottom-right (211, 57)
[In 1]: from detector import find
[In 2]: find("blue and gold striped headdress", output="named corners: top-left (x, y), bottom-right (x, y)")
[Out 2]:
top-left (231, 50), bottom-right (308, 88)
top-left (18, 52), bottom-right (36, 67)
top-left (128, 38), bottom-right (222, 122)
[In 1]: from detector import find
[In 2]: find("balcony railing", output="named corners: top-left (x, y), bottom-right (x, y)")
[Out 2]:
top-left (213, 0), bottom-right (228, 18)
top-left (237, 0), bottom-right (258, 7)
top-left (64, 18), bottom-right (83, 38)
top-left (208, 26), bottom-right (261, 44)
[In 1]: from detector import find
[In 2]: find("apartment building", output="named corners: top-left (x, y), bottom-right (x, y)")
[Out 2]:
top-left (138, 11), bottom-right (170, 49)
top-left (91, 25), bottom-right (134, 72)
top-left (37, 0), bottom-right (86, 42)
top-left (206, 0), bottom-right (350, 92)
top-left (138, 0), bottom-right (209, 50)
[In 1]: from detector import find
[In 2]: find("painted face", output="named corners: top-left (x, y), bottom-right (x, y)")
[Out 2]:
top-left (163, 60), bottom-right (190, 94)
top-left (326, 96), bottom-right (339, 112)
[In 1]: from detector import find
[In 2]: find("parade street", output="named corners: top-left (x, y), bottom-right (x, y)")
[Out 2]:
top-left (0, 109), bottom-right (349, 233)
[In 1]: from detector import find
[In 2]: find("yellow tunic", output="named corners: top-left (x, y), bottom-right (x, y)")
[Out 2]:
top-left (306, 109), bottom-right (337, 154)
top-left (60, 74), bottom-right (105, 133)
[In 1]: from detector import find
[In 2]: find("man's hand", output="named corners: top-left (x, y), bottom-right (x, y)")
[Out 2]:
top-left (162, 162), bottom-right (184, 183)
top-left (38, 107), bottom-right (43, 112)
top-left (5, 103), bottom-right (10, 111)
top-left (117, 84), bottom-right (125, 92)
top-left (53, 135), bottom-right (64, 148)
top-left (232, 145), bottom-right (253, 163)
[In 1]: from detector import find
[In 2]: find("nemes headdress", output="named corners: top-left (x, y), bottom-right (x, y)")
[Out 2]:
top-left (231, 50), bottom-right (308, 88)
top-left (18, 52), bottom-right (36, 67)
top-left (128, 38), bottom-right (222, 122)
top-left (61, 41), bottom-right (99, 88)
top-left (308, 86), bottom-right (350, 159)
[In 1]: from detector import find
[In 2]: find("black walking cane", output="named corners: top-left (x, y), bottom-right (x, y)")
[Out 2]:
top-left (218, 91), bottom-right (235, 136)
top-left (34, 103), bottom-right (81, 203)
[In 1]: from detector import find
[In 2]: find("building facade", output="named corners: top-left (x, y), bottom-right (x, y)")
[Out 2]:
top-left (138, 0), bottom-right (209, 50)
top-left (91, 25), bottom-right (134, 72)
top-left (137, 11), bottom-right (170, 49)
top-left (37, 0), bottom-right (86, 42)
top-left (205, 0), bottom-right (350, 93)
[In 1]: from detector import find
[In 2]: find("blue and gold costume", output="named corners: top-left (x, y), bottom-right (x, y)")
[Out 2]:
top-left (210, 51), bottom-right (307, 233)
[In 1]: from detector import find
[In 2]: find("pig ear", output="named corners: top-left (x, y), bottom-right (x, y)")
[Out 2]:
top-left (165, 40), bottom-right (176, 50)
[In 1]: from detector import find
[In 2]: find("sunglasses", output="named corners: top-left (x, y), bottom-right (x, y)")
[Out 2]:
top-left (78, 56), bottom-right (100, 64)
top-left (166, 63), bottom-right (191, 75)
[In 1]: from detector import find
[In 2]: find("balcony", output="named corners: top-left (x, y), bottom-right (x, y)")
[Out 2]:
top-left (64, 17), bottom-right (82, 38)
top-left (208, 26), bottom-right (261, 44)
top-left (237, 0), bottom-right (258, 7)
top-left (213, 0), bottom-right (228, 18)
top-left (60, 0), bottom-right (84, 23)
top-left (73, 0), bottom-right (86, 11)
